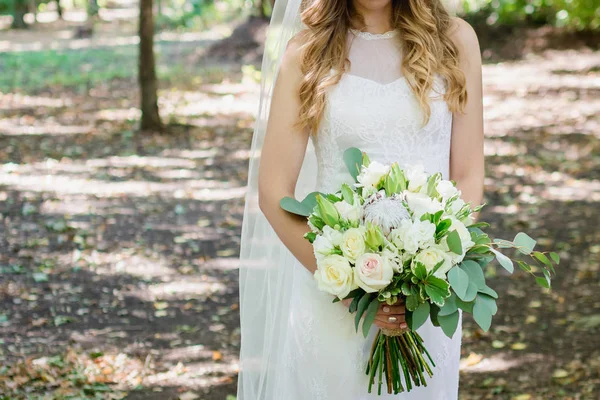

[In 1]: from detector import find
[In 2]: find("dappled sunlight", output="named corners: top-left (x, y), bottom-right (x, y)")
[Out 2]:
top-left (460, 352), bottom-right (545, 373)
top-left (0, 93), bottom-right (71, 110)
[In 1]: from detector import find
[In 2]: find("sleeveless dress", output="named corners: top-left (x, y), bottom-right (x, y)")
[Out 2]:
top-left (275, 29), bottom-right (462, 399)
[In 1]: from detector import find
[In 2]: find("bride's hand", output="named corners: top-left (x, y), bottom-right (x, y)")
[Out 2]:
top-left (341, 298), bottom-right (407, 331)
top-left (374, 299), bottom-right (407, 330)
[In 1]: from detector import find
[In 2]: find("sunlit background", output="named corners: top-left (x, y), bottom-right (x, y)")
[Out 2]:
top-left (0, 1), bottom-right (598, 399)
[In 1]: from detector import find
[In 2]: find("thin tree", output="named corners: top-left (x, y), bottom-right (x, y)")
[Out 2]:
top-left (138, 0), bottom-right (162, 130)
top-left (11, 0), bottom-right (28, 29)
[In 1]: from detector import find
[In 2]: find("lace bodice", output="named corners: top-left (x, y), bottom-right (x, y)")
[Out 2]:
top-left (312, 29), bottom-right (453, 193)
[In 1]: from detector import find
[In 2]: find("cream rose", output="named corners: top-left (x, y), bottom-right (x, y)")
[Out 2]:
top-left (312, 234), bottom-right (334, 262)
top-left (436, 180), bottom-right (459, 201)
top-left (322, 225), bottom-right (343, 247)
top-left (404, 191), bottom-right (444, 220)
top-left (405, 164), bottom-right (428, 192)
top-left (357, 161), bottom-right (390, 188)
top-left (334, 199), bottom-right (361, 223)
top-left (340, 227), bottom-right (366, 262)
top-left (314, 255), bottom-right (356, 298)
top-left (353, 253), bottom-right (394, 293)
top-left (412, 245), bottom-right (452, 277)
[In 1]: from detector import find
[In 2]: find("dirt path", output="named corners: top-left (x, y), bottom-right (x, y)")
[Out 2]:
top-left (0, 21), bottom-right (599, 400)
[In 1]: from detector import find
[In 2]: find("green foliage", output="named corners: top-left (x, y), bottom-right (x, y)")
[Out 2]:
top-left (460, 0), bottom-right (599, 30)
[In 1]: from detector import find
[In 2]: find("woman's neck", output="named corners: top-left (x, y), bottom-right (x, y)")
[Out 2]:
top-left (351, 2), bottom-right (394, 34)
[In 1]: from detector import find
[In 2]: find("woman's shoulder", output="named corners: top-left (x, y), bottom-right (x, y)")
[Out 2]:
top-left (447, 17), bottom-right (480, 53)
top-left (280, 30), bottom-right (310, 72)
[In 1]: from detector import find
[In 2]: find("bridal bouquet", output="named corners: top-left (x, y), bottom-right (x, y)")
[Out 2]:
top-left (280, 148), bottom-right (560, 395)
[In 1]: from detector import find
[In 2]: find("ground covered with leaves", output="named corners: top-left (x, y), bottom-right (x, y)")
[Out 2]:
top-left (0, 16), bottom-right (599, 400)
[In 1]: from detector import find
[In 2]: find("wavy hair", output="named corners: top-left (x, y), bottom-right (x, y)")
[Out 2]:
top-left (295, 0), bottom-right (468, 134)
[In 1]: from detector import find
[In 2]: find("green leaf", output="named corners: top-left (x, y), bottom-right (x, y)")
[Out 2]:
top-left (424, 275), bottom-right (451, 307)
top-left (536, 276), bottom-right (550, 289)
top-left (340, 184), bottom-right (355, 205)
top-left (460, 281), bottom-right (478, 302)
top-left (473, 300), bottom-right (493, 332)
top-left (405, 294), bottom-right (420, 312)
top-left (491, 248), bottom-right (514, 273)
top-left (343, 147), bottom-right (363, 181)
top-left (533, 251), bottom-right (553, 268)
top-left (355, 294), bottom-right (373, 332)
top-left (456, 297), bottom-right (474, 313)
top-left (448, 266), bottom-right (469, 299)
top-left (516, 260), bottom-right (532, 272)
top-left (410, 302), bottom-right (430, 331)
top-left (280, 197), bottom-right (311, 217)
top-left (438, 311), bottom-right (460, 338)
top-left (467, 221), bottom-right (490, 229)
top-left (459, 260), bottom-right (485, 288)
top-left (478, 285), bottom-right (498, 299)
top-left (413, 262), bottom-right (428, 280)
top-left (439, 292), bottom-right (458, 316)
top-left (446, 230), bottom-right (463, 255)
top-left (513, 232), bottom-right (536, 255)
top-left (476, 293), bottom-right (498, 315)
top-left (474, 254), bottom-right (495, 268)
top-left (550, 252), bottom-right (560, 265)
top-left (430, 304), bottom-right (440, 327)
top-left (493, 238), bottom-right (514, 248)
top-left (349, 294), bottom-right (361, 313)
top-left (362, 298), bottom-right (380, 338)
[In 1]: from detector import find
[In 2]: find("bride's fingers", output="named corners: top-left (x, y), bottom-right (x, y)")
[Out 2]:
top-left (373, 316), bottom-right (407, 330)
top-left (377, 303), bottom-right (405, 316)
top-left (374, 314), bottom-right (406, 326)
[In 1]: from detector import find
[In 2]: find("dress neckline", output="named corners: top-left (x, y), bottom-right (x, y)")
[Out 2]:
top-left (349, 28), bottom-right (399, 40)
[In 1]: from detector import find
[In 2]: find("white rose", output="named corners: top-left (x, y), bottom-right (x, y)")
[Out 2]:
top-left (413, 219), bottom-right (436, 249)
top-left (404, 192), bottom-right (443, 219)
top-left (314, 255), bottom-right (356, 298)
top-left (357, 161), bottom-right (390, 188)
top-left (353, 253), bottom-right (394, 293)
top-left (405, 164), bottom-right (428, 192)
top-left (437, 180), bottom-right (459, 201)
top-left (322, 225), bottom-right (343, 247)
top-left (448, 198), bottom-right (466, 215)
top-left (389, 220), bottom-right (418, 254)
top-left (340, 228), bottom-right (366, 262)
top-left (412, 245), bottom-right (452, 277)
top-left (382, 245), bottom-right (403, 273)
top-left (443, 217), bottom-right (475, 263)
top-left (334, 199), bottom-right (361, 223)
top-left (313, 234), bottom-right (334, 262)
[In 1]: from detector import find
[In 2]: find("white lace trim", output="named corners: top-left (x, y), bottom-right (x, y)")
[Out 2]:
top-left (349, 28), bottom-right (399, 40)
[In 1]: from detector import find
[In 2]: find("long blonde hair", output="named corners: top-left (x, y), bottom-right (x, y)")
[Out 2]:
top-left (296, 0), bottom-right (467, 134)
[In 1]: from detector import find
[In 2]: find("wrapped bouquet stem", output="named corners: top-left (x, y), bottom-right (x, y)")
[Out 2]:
top-left (280, 147), bottom-right (560, 395)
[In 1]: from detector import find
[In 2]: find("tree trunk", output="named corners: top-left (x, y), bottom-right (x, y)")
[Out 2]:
top-left (88, 0), bottom-right (99, 17)
top-left (12, 0), bottom-right (28, 29)
top-left (255, 0), bottom-right (266, 18)
top-left (56, 0), bottom-right (63, 19)
top-left (138, 0), bottom-right (162, 131)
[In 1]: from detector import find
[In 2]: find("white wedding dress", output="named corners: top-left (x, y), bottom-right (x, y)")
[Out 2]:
top-left (275, 29), bottom-right (462, 399)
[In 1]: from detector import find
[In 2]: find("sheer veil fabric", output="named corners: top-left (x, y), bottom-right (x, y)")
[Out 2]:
top-left (237, 1), bottom-right (461, 399)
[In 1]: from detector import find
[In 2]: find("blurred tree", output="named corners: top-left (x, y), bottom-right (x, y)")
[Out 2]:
top-left (56, 0), bottom-right (63, 19)
top-left (87, 0), bottom-right (98, 17)
top-left (139, 0), bottom-right (163, 130)
top-left (11, 0), bottom-right (28, 28)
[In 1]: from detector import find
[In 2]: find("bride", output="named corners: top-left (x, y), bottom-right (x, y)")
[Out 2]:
top-left (237, 0), bottom-right (484, 399)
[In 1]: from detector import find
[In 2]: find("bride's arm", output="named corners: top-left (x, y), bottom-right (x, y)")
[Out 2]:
top-left (257, 35), bottom-right (318, 274)
top-left (448, 18), bottom-right (485, 216)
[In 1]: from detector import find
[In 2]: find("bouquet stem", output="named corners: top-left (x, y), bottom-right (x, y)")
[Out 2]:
top-left (365, 328), bottom-right (435, 394)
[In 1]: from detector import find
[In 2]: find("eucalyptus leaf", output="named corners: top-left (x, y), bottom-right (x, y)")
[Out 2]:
top-left (533, 251), bottom-right (553, 268)
top-left (516, 260), bottom-right (532, 272)
top-left (448, 267), bottom-right (469, 299)
top-left (461, 281), bottom-right (478, 302)
top-left (473, 300), bottom-right (493, 332)
top-left (455, 297), bottom-right (474, 313)
top-left (536, 276), bottom-right (550, 289)
top-left (438, 311), bottom-right (460, 338)
top-left (362, 298), bottom-right (380, 338)
top-left (343, 147), bottom-right (363, 181)
top-left (478, 285), bottom-right (498, 299)
top-left (410, 302), bottom-right (430, 331)
top-left (491, 248), bottom-right (514, 273)
top-left (513, 232), bottom-right (536, 255)
top-left (460, 260), bottom-right (485, 288)
top-left (447, 230), bottom-right (463, 255)
top-left (341, 184), bottom-right (355, 205)
top-left (438, 292), bottom-right (458, 316)
top-left (493, 238), bottom-right (513, 248)
top-left (550, 252), bottom-right (560, 265)
top-left (349, 293), bottom-right (362, 313)
top-left (355, 294), bottom-right (373, 332)
top-left (476, 293), bottom-right (498, 315)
